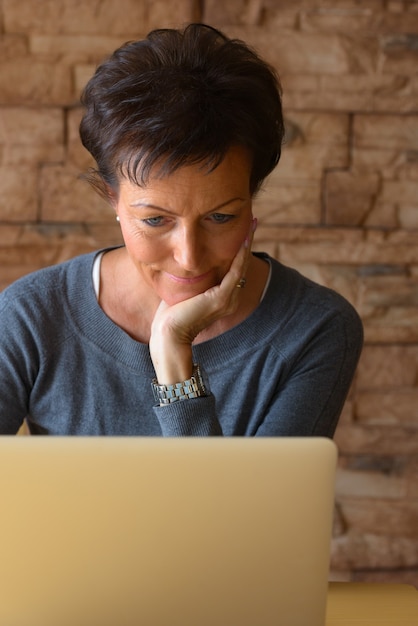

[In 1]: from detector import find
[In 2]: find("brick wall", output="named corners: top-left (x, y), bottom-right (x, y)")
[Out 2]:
top-left (1, 0), bottom-right (417, 586)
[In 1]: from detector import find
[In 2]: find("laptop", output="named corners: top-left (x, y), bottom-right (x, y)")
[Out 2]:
top-left (0, 436), bottom-right (337, 626)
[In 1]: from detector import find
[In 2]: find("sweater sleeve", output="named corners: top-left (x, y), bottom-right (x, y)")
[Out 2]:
top-left (151, 293), bottom-right (363, 438)
top-left (153, 394), bottom-right (222, 436)
top-left (0, 290), bottom-right (36, 433)
top-left (252, 304), bottom-right (363, 438)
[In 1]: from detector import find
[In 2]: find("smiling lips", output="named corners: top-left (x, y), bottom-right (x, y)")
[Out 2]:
top-left (165, 270), bottom-right (212, 285)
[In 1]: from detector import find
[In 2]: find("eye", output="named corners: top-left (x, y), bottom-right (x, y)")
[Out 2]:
top-left (142, 216), bottom-right (166, 227)
top-left (209, 213), bottom-right (235, 224)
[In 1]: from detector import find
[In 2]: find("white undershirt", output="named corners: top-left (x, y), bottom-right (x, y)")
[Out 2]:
top-left (92, 251), bottom-right (105, 299)
top-left (92, 251), bottom-right (272, 302)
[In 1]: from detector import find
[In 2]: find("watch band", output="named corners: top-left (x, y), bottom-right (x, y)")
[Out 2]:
top-left (152, 363), bottom-right (207, 405)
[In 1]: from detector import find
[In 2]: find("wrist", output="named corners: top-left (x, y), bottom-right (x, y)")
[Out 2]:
top-left (149, 328), bottom-right (193, 385)
top-left (152, 363), bottom-right (208, 405)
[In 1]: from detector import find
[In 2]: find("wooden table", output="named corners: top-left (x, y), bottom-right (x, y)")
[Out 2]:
top-left (326, 582), bottom-right (418, 625)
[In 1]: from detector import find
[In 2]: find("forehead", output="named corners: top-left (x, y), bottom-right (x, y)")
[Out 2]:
top-left (118, 145), bottom-right (252, 203)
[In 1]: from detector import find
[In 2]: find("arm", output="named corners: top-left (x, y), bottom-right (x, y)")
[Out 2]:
top-left (0, 294), bottom-right (34, 434)
top-left (252, 308), bottom-right (364, 437)
top-left (149, 222), bottom-right (255, 436)
top-left (149, 224), bottom-right (254, 385)
top-left (154, 269), bottom-right (364, 438)
top-left (151, 300), bottom-right (363, 438)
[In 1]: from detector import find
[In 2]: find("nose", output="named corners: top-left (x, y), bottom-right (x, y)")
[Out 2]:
top-left (172, 225), bottom-right (202, 271)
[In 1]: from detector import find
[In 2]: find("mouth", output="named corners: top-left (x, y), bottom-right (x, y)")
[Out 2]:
top-left (164, 271), bottom-right (212, 286)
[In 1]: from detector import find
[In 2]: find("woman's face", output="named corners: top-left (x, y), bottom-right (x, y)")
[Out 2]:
top-left (114, 146), bottom-right (253, 306)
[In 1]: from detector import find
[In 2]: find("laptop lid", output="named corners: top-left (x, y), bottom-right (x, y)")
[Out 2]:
top-left (0, 437), bottom-right (337, 626)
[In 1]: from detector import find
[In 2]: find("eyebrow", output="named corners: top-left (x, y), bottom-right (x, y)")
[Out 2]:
top-left (130, 197), bottom-right (246, 214)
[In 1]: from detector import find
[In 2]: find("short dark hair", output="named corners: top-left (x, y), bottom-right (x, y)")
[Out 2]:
top-left (79, 23), bottom-right (284, 196)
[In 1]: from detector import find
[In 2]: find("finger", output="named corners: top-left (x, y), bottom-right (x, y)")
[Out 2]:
top-left (220, 217), bottom-right (257, 292)
top-left (242, 217), bottom-right (258, 275)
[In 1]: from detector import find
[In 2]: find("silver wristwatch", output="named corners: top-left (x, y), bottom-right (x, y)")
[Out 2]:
top-left (152, 364), bottom-right (208, 405)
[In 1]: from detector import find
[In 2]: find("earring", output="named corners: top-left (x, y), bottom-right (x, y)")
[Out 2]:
top-left (116, 216), bottom-right (120, 222)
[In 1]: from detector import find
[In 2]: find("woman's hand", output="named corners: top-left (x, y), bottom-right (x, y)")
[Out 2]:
top-left (149, 219), bottom-right (256, 384)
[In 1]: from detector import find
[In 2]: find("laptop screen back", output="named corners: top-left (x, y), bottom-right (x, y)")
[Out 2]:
top-left (0, 437), bottom-right (337, 626)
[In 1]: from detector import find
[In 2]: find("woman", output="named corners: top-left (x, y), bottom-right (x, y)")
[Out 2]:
top-left (0, 24), bottom-right (363, 436)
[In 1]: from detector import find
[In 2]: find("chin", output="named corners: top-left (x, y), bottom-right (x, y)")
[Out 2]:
top-left (160, 280), bottom-right (215, 305)
top-left (161, 289), bottom-right (204, 306)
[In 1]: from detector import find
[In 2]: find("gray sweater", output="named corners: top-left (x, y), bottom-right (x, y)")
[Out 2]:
top-left (0, 250), bottom-right (363, 436)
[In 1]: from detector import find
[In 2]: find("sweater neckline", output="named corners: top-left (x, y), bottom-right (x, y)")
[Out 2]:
top-left (91, 248), bottom-right (272, 303)
top-left (66, 248), bottom-right (280, 373)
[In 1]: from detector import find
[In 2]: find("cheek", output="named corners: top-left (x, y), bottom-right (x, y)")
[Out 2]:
top-left (121, 224), bottom-right (163, 265)
top-left (222, 238), bottom-right (242, 261)
top-left (218, 221), bottom-right (251, 259)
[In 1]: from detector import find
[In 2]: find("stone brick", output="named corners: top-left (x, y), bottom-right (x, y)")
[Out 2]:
top-left (338, 500), bottom-right (418, 539)
top-left (284, 72), bottom-right (418, 114)
top-left (4, 0), bottom-right (195, 36)
top-left (280, 74), bottom-right (319, 95)
top-left (279, 144), bottom-right (349, 180)
top-left (333, 156), bottom-right (418, 225)
top-left (336, 468), bottom-right (407, 499)
top-left (381, 33), bottom-right (418, 75)
top-left (0, 228), bottom-right (86, 280)
top-left (320, 74), bottom-right (378, 100)
top-left (40, 164), bottom-right (114, 223)
top-left (251, 236), bottom-right (278, 260)
top-left (87, 223), bottom-right (124, 249)
top-left (254, 177), bottom-right (321, 225)
top-left (356, 274), bottom-right (418, 342)
top-left (2, 144), bottom-right (65, 167)
top-left (373, 75), bottom-right (418, 114)
top-left (339, 453), bottom-right (410, 474)
top-left (203, 0), bottom-right (264, 26)
top-left (29, 35), bottom-right (127, 58)
top-left (258, 2), bottom-right (300, 29)
top-left (351, 569), bottom-right (418, 587)
top-left (405, 457), bottom-right (418, 499)
top-left (300, 4), bottom-right (416, 34)
top-left (0, 34), bottom-right (28, 60)
top-left (356, 345), bottom-right (418, 389)
top-left (400, 205), bottom-right (418, 229)
top-left (283, 85), bottom-right (374, 113)
top-left (67, 108), bottom-right (95, 171)
top-left (352, 147), bottom-right (396, 177)
top-left (0, 223), bottom-right (123, 291)
top-left (354, 114), bottom-right (418, 151)
top-left (0, 107), bottom-right (64, 167)
top-left (355, 390), bottom-right (418, 426)
top-left (285, 111), bottom-right (350, 146)
top-left (224, 27), bottom-right (352, 75)
top-left (362, 311), bottom-right (418, 344)
top-left (0, 224), bottom-right (24, 247)
top-left (331, 532), bottom-right (418, 569)
top-left (324, 171), bottom-right (381, 227)
top-left (0, 59), bottom-right (72, 105)
top-left (0, 107), bottom-right (63, 145)
top-left (0, 166), bottom-right (38, 220)
top-left (278, 229), bottom-right (418, 266)
top-left (380, 179), bottom-right (418, 209)
top-left (334, 424), bottom-right (418, 456)
top-left (359, 274), bottom-right (418, 308)
top-left (280, 112), bottom-right (349, 177)
top-left (74, 64), bottom-right (97, 95)
top-left (147, 0), bottom-right (199, 29)
top-left (300, 6), bottom-right (376, 33)
top-left (337, 398), bottom-right (355, 426)
top-left (254, 226), bottom-right (367, 271)
top-left (296, 264), bottom-right (361, 309)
